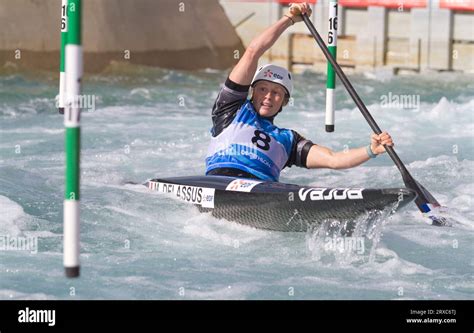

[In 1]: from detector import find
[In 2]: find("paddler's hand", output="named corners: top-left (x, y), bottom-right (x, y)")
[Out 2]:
top-left (370, 132), bottom-right (394, 155)
top-left (287, 2), bottom-right (312, 23)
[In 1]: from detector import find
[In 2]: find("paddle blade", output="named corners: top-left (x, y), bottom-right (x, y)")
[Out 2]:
top-left (402, 176), bottom-right (447, 225)
top-left (419, 182), bottom-right (440, 204)
top-left (301, 14), bottom-right (445, 226)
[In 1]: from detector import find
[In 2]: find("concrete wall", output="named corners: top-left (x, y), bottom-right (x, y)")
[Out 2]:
top-left (2, 0), bottom-right (471, 74)
top-left (220, 0), bottom-right (318, 70)
top-left (0, 0), bottom-right (245, 72)
top-left (453, 12), bottom-right (474, 70)
top-left (220, 1), bottom-right (474, 74)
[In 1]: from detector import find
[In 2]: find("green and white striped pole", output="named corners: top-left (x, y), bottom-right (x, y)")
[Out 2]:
top-left (326, 0), bottom-right (338, 132)
top-left (64, 0), bottom-right (82, 278)
top-left (58, 0), bottom-right (67, 114)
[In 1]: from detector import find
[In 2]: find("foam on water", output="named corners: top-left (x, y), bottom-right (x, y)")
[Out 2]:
top-left (0, 196), bottom-right (26, 236)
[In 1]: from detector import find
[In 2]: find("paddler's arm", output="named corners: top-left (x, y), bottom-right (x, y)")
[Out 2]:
top-left (229, 3), bottom-right (312, 85)
top-left (306, 132), bottom-right (394, 170)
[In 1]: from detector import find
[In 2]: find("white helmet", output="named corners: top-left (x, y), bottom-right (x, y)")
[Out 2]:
top-left (251, 64), bottom-right (293, 97)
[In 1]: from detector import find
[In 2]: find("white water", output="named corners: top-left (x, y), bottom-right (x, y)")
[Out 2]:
top-left (0, 67), bottom-right (473, 299)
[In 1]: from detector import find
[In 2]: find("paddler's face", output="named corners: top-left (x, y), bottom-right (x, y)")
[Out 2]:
top-left (252, 81), bottom-right (287, 118)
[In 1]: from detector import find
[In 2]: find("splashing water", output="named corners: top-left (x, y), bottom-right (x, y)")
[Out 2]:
top-left (0, 67), bottom-right (473, 300)
top-left (305, 203), bottom-right (399, 265)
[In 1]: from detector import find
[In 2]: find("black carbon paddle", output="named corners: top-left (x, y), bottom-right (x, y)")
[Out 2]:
top-left (301, 14), bottom-right (446, 225)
